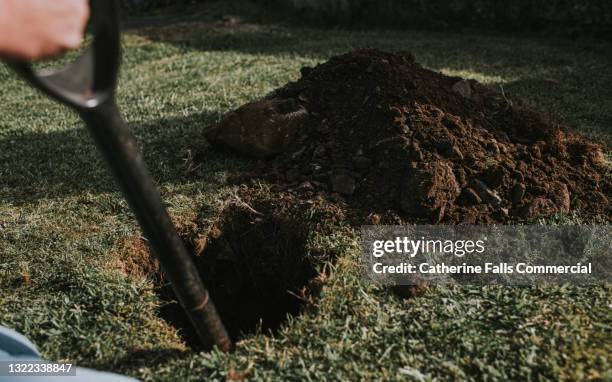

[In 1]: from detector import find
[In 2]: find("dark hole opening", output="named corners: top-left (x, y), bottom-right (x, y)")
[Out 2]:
top-left (156, 205), bottom-right (318, 349)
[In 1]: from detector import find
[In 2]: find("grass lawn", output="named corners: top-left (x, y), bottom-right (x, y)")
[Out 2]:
top-left (0, 2), bottom-right (610, 381)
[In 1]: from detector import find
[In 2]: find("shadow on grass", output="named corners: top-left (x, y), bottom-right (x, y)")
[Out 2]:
top-left (128, 15), bottom-right (612, 65)
top-left (498, 76), bottom-right (612, 148)
top-left (2, 21), bottom-right (610, 204)
top-left (127, 19), bottom-right (612, 148)
top-left (0, 111), bottom-right (248, 203)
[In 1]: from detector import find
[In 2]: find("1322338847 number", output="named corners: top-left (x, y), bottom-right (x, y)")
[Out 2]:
top-left (3, 361), bottom-right (74, 376)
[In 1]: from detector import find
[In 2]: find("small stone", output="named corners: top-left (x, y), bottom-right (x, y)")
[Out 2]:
top-left (210, 226), bottom-right (222, 239)
top-left (481, 165), bottom-right (507, 188)
top-left (487, 141), bottom-right (501, 156)
top-left (451, 146), bottom-right (464, 160)
top-left (511, 183), bottom-right (526, 205)
top-left (369, 213), bottom-right (381, 225)
top-left (530, 145), bottom-right (542, 159)
top-left (470, 179), bottom-right (502, 206)
top-left (330, 172), bottom-right (357, 195)
top-left (193, 235), bottom-right (208, 256)
top-left (489, 193), bottom-right (503, 206)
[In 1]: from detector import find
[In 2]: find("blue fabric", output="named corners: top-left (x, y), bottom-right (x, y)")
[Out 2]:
top-left (0, 326), bottom-right (138, 382)
top-left (0, 327), bottom-right (39, 358)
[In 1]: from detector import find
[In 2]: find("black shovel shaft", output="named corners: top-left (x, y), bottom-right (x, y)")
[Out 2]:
top-left (82, 100), bottom-right (231, 352)
top-left (4, 0), bottom-right (231, 352)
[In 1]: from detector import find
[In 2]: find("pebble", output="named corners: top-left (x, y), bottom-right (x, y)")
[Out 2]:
top-left (530, 145), bottom-right (542, 159)
top-left (369, 213), bottom-right (381, 225)
top-left (498, 208), bottom-right (510, 219)
top-left (451, 146), bottom-right (464, 160)
top-left (488, 192), bottom-right (503, 206)
top-left (470, 179), bottom-right (502, 206)
top-left (487, 141), bottom-right (501, 156)
top-left (462, 187), bottom-right (482, 205)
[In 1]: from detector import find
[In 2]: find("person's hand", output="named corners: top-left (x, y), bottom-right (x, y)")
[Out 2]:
top-left (0, 0), bottom-right (89, 61)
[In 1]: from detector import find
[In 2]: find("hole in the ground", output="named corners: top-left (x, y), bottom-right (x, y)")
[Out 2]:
top-left (156, 203), bottom-right (319, 349)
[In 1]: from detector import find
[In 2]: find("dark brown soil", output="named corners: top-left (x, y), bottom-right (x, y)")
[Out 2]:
top-left (223, 49), bottom-right (611, 224)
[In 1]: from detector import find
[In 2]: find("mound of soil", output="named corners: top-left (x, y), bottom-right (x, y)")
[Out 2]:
top-left (211, 49), bottom-right (611, 224)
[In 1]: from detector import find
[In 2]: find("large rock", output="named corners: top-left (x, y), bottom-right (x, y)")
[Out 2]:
top-left (205, 98), bottom-right (308, 159)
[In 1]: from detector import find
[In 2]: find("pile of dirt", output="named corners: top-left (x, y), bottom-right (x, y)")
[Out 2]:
top-left (208, 49), bottom-right (611, 224)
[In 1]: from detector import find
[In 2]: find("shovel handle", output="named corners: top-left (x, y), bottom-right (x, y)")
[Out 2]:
top-left (82, 100), bottom-right (232, 352)
top-left (8, 0), bottom-right (120, 109)
top-left (6, 0), bottom-right (232, 351)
